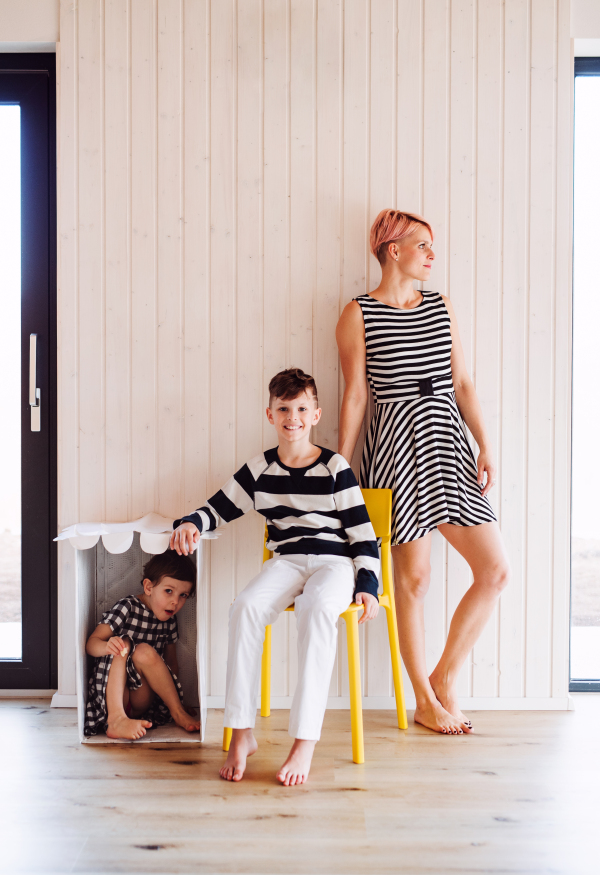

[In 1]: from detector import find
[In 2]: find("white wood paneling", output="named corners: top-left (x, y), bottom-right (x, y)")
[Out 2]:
top-left (57, 0), bottom-right (573, 708)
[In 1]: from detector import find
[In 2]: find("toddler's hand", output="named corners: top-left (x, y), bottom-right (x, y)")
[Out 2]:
top-left (106, 636), bottom-right (130, 658)
top-left (355, 592), bottom-right (379, 625)
top-left (170, 522), bottom-right (200, 556)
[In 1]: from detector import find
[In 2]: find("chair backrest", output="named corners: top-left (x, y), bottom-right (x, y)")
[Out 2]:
top-left (360, 489), bottom-right (392, 540)
top-left (361, 488), bottom-right (393, 600)
top-left (262, 487), bottom-right (393, 597)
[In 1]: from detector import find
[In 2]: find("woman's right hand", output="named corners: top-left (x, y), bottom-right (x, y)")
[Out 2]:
top-left (170, 522), bottom-right (200, 556)
top-left (106, 636), bottom-right (130, 658)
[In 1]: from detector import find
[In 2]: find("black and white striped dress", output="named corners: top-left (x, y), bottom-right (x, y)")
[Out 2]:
top-left (357, 291), bottom-right (496, 544)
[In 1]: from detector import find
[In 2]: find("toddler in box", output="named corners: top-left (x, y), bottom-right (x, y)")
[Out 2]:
top-left (84, 551), bottom-right (200, 739)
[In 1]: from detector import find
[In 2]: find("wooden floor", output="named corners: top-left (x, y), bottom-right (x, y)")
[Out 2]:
top-left (1, 697), bottom-right (598, 875)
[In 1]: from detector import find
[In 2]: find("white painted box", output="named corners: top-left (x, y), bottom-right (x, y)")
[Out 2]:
top-left (57, 517), bottom-right (209, 743)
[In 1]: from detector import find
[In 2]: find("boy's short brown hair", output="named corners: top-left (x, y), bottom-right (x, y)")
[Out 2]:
top-left (142, 550), bottom-right (197, 597)
top-left (268, 368), bottom-right (319, 407)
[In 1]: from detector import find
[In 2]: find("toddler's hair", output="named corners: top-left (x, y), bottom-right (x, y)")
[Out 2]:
top-left (268, 367), bottom-right (318, 407)
top-left (370, 209), bottom-right (434, 265)
top-left (142, 550), bottom-right (197, 597)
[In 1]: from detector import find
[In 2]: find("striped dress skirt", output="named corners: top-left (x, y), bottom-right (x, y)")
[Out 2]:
top-left (356, 291), bottom-right (496, 545)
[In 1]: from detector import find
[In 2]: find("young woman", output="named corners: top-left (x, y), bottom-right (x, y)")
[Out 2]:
top-left (336, 209), bottom-right (510, 735)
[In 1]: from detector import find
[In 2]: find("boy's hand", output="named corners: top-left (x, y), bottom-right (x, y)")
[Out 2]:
top-left (170, 522), bottom-right (200, 556)
top-left (106, 636), bottom-right (130, 658)
top-left (355, 592), bottom-right (379, 625)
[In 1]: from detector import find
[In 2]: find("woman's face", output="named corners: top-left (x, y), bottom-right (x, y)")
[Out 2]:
top-left (386, 228), bottom-right (434, 282)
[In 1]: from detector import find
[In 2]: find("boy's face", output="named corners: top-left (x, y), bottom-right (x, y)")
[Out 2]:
top-left (142, 576), bottom-right (193, 622)
top-left (266, 392), bottom-right (321, 445)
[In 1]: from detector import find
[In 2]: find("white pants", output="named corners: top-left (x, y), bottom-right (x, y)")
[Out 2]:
top-left (224, 554), bottom-right (355, 741)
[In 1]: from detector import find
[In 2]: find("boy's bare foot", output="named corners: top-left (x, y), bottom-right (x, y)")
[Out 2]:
top-left (429, 672), bottom-right (474, 733)
top-left (413, 699), bottom-right (468, 735)
top-left (171, 707), bottom-right (201, 733)
top-left (276, 739), bottom-right (316, 786)
top-left (106, 714), bottom-right (152, 740)
top-left (220, 728), bottom-right (258, 782)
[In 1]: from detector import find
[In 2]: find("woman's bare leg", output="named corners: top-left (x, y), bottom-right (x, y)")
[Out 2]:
top-left (431, 521), bottom-right (510, 724)
top-left (105, 653), bottom-right (152, 740)
top-left (131, 644), bottom-right (200, 732)
top-left (392, 535), bottom-right (469, 734)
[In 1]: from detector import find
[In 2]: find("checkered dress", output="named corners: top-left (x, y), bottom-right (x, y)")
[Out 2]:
top-left (84, 595), bottom-right (184, 737)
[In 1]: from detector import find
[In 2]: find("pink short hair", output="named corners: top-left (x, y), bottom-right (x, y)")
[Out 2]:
top-left (370, 209), bottom-right (434, 265)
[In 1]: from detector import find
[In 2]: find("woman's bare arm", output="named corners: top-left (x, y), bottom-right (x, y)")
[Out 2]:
top-left (442, 294), bottom-right (496, 497)
top-left (336, 300), bottom-right (369, 463)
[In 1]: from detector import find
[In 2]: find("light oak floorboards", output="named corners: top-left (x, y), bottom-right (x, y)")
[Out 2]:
top-left (0, 697), bottom-right (598, 874)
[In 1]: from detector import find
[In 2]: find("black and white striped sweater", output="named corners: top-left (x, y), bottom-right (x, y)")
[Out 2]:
top-left (175, 446), bottom-right (380, 599)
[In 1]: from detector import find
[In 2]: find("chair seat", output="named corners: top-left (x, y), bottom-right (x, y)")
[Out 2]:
top-left (284, 602), bottom-right (364, 615)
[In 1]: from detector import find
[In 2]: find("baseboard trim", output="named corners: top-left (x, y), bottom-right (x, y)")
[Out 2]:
top-left (6, 692), bottom-right (567, 710)
top-left (206, 695), bottom-right (572, 711)
top-left (0, 689), bottom-right (57, 698)
top-left (50, 693), bottom-right (78, 708)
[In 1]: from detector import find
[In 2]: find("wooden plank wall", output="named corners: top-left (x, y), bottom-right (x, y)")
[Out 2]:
top-left (57, 0), bottom-right (573, 706)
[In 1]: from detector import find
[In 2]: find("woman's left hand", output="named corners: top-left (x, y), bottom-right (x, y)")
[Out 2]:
top-left (477, 451), bottom-right (497, 497)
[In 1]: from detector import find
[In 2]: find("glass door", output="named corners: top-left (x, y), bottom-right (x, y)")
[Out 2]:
top-left (0, 103), bottom-right (22, 660)
top-left (0, 55), bottom-right (56, 689)
top-left (571, 58), bottom-right (600, 692)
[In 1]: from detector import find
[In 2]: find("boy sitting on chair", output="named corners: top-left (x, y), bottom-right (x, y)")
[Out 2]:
top-left (170, 368), bottom-right (380, 785)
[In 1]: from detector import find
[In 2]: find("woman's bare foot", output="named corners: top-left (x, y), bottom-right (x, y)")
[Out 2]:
top-left (171, 707), bottom-right (201, 733)
top-left (276, 739), bottom-right (316, 786)
top-left (413, 698), bottom-right (468, 735)
top-left (219, 728), bottom-right (258, 782)
top-left (106, 714), bottom-right (152, 740)
top-left (429, 672), bottom-right (473, 732)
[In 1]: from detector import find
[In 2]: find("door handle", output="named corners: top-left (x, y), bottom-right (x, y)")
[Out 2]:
top-left (29, 333), bottom-right (41, 432)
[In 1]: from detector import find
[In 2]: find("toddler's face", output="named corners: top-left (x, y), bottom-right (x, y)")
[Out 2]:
top-left (266, 392), bottom-right (321, 443)
top-left (142, 576), bottom-right (193, 622)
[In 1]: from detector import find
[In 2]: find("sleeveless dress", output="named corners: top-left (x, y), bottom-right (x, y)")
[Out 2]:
top-left (356, 290), bottom-right (496, 545)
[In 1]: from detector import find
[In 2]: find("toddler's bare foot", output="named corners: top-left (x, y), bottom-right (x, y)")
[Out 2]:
top-left (276, 739), bottom-right (316, 786)
top-left (220, 728), bottom-right (258, 782)
top-left (429, 672), bottom-right (473, 732)
top-left (106, 714), bottom-right (152, 740)
top-left (414, 699), bottom-right (468, 735)
top-left (171, 706), bottom-right (201, 733)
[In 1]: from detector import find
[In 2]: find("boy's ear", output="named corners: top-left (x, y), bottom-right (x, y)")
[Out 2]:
top-left (312, 407), bottom-right (322, 425)
top-left (266, 406), bottom-right (274, 425)
top-left (142, 578), bottom-right (153, 596)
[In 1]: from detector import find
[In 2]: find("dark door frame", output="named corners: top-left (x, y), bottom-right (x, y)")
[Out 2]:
top-left (0, 53), bottom-right (57, 689)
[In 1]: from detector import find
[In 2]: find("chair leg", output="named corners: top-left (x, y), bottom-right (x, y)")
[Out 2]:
top-left (261, 624), bottom-right (271, 718)
top-left (385, 601), bottom-right (408, 730)
top-left (344, 611), bottom-right (365, 764)
top-left (223, 726), bottom-right (232, 752)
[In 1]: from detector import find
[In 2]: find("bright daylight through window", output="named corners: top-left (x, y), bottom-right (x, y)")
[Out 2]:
top-left (0, 104), bottom-right (21, 660)
top-left (571, 73), bottom-right (600, 686)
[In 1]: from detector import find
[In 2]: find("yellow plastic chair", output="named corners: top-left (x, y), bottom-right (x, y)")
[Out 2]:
top-left (223, 488), bottom-right (407, 763)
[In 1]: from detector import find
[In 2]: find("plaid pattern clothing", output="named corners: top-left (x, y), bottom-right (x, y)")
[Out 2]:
top-left (84, 595), bottom-right (183, 737)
